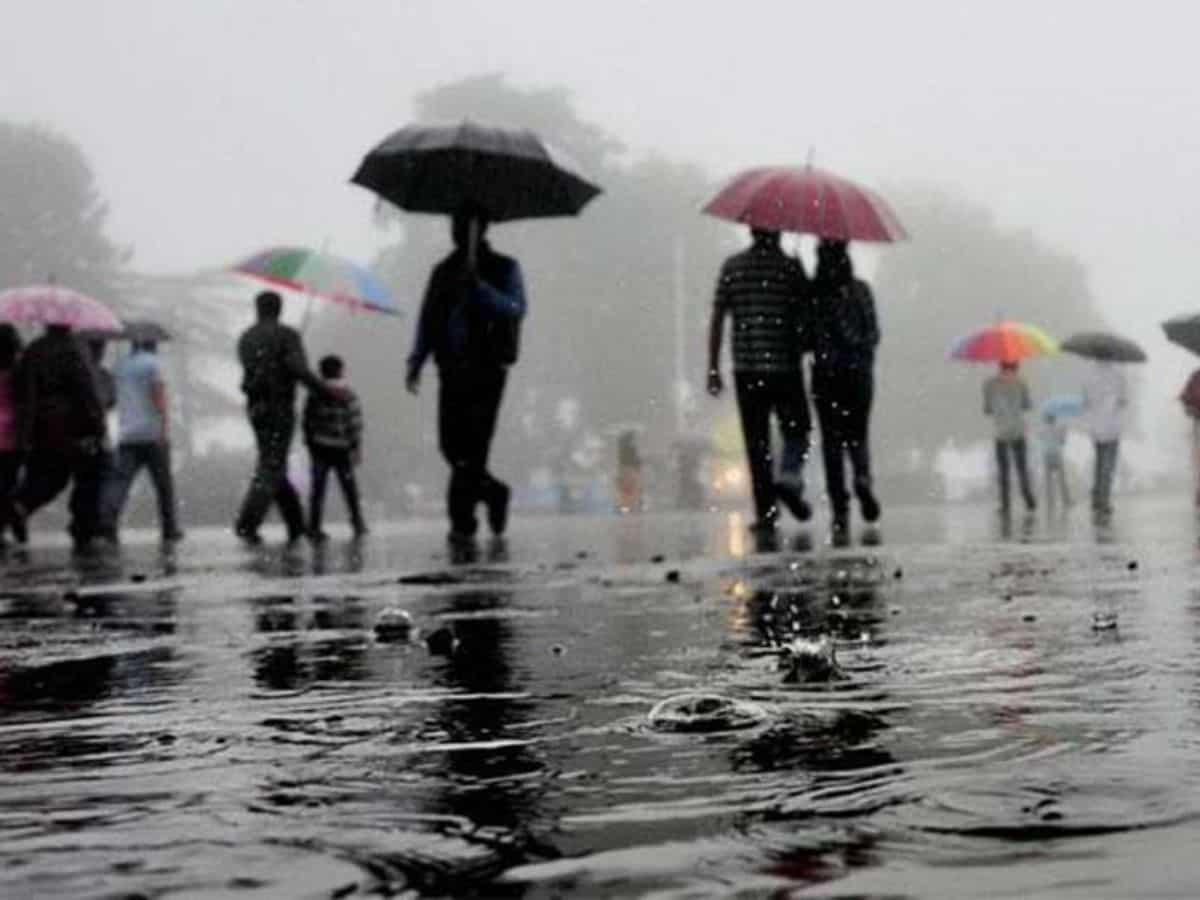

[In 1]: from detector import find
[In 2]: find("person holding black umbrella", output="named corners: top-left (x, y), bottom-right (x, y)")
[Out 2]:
top-left (1082, 360), bottom-right (1127, 516)
top-left (406, 212), bottom-right (526, 546)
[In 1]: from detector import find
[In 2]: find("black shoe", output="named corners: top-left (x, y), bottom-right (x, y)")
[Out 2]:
top-left (162, 529), bottom-right (184, 545)
top-left (749, 518), bottom-right (779, 553)
top-left (352, 522), bottom-right (370, 538)
top-left (10, 510), bottom-right (27, 545)
top-left (309, 529), bottom-right (330, 544)
top-left (775, 480), bottom-right (812, 522)
top-left (487, 482), bottom-right (511, 536)
top-left (235, 525), bottom-right (263, 547)
top-left (858, 489), bottom-right (881, 523)
top-left (831, 515), bottom-right (850, 547)
top-left (447, 529), bottom-right (477, 547)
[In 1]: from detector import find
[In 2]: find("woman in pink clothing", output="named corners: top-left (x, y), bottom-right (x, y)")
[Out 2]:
top-left (0, 324), bottom-right (26, 543)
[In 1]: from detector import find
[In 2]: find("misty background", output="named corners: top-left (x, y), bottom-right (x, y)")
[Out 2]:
top-left (2, 1), bottom-right (1196, 523)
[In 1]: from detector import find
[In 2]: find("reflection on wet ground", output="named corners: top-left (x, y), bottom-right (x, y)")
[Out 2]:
top-left (2, 499), bottom-right (1200, 897)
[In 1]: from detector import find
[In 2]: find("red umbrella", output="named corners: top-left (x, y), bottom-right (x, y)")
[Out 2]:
top-left (703, 165), bottom-right (907, 242)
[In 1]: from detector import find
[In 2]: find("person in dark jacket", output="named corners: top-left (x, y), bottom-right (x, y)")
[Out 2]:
top-left (810, 239), bottom-right (881, 542)
top-left (234, 290), bottom-right (334, 545)
top-left (0, 323), bottom-right (109, 550)
top-left (303, 354), bottom-right (366, 540)
top-left (706, 228), bottom-right (812, 541)
top-left (406, 213), bottom-right (526, 545)
top-left (0, 324), bottom-right (26, 544)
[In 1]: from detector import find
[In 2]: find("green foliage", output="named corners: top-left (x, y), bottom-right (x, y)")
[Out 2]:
top-left (0, 122), bottom-right (128, 297)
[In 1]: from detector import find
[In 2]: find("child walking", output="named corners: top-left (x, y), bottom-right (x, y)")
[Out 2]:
top-left (1041, 411), bottom-right (1071, 508)
top-left (303, 355), bottom-right (367, 539)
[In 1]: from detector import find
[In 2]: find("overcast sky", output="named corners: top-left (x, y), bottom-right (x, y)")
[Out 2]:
top-left (4, 1), bottom-right (1199, 362)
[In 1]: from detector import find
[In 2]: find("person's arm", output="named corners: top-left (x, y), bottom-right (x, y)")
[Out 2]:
top-left (861, 283), bottom-right (880, 349)
top-left (1021, 380), bottom-right (1031, 411)
top-left (473, 259), bottom-right (527, 319)
top-left (14, 357), bottom-right (32, 452)
top-left (73, 347), bottom-right (106, 439)
top-left (707, 265), bottom-right (729, 396)
top-left (284, 330), bottom-right (331, 396)
top-left (348, 390), bottom-right (364, 464)
top-left (983, 380), bottom-right (993, 416)
top-left (151, 374), bottom-right (169, 444)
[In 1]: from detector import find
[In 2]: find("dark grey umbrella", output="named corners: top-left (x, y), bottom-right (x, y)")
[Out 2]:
top-left (1163, 314), bottom-right (1200, 356)
top-left (350, 121), bottom-right (602, 222)
top-left (1060, 331), bottom-right (1146, 363)
top-left (78, 319), bottom-right (171, 343)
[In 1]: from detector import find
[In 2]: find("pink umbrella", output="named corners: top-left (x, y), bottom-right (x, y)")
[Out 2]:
top-left (703, 165), bottom-right (907, 242)
top-left (0, 284), bottom-right (122, 332)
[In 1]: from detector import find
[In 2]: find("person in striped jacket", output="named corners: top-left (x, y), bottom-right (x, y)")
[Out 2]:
top-left (303, 354), bottom-right (367, 539)
top-left (706, 227), bottom-right (813, 542)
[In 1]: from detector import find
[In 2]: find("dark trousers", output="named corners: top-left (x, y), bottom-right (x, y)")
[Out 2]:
top-left (102, 441), bottom-right (180, 539)
top-left (0, 451), bottom-right (25, 541)
top-left (235, 407), bottom-right (304, 538)
top-left (308, 444), bottom-right (364, 533)
top-left (439, 367), bottom-right (508, 536)
top-left (812, 368), bottom-right (874, 518)
top-left (1092, 440), bottom-right (1119, 512)
top-left (11, 448), bottom-right (107, 545)
top-left (733, 371), bottom-right (811, 524)
top-left (995, 438), bottom-right (1036, 511)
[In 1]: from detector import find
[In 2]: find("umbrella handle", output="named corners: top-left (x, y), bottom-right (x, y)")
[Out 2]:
top-left (466, 217), bottom-right (479, 273)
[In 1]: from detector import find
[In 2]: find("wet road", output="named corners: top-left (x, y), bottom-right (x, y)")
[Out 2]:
top-left (3, 499), bottom-right (1200, 898)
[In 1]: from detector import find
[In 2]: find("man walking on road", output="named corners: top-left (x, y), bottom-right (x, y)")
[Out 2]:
top-left (101, 335), bottom-right (183, 544)
top-left (706, 227), bottom-right (812, 543)
top-left (234, 290), bottom-right (334, 545)
top-left (407, 213), bottom-right (526, 546)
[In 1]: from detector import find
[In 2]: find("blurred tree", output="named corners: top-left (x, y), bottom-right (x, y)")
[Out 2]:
top-left (871, 184), bottom-right (1108, 498)
top-left (0, 122), bottom-right (128, 297)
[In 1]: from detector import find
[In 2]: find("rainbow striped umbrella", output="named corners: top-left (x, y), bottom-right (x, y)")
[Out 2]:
top-left (232, 247), bottom-right (400, 316)
top-left (949, 321), bottom-right (1058, 363)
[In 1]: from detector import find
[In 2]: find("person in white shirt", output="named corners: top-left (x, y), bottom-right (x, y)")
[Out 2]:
top-left (1082, 361), bottom-right (1127, 515)
top-left (101, 338), bottom-right (182, 544)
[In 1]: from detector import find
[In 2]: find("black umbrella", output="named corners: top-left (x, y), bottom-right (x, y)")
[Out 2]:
top-left (1060, 331), bottom-right (1146, 363)
top-left (1163, 314), bottom-right (1200, 356)
top-left (350, 121), bottom-right (602, 222)
top-left (78, 319), bottom-right (172, 343)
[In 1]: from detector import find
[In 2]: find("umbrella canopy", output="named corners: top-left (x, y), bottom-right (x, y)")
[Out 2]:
top-left (1060, 331), bottom-right (1147, 363)
top-left (1163, 314), bottom-right (1200, 356)
top-left (949, 321), bottom-right (1058, 363)
top-left (1041, 394), bottom-right (1084, 419)
top-left (232, 247), bottom-right (400, 316)
top-left (702, 165), bottom-right (907, 242)
top-left (0, 284), bottom-right (122, 332)
top-left (79, 319), bottom-right (172, 343)
top-left (350, 121), bottom-right (602, 222)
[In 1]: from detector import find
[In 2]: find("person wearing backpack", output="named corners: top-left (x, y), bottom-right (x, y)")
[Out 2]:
top-left (406, 213), bottom-right (526, 546)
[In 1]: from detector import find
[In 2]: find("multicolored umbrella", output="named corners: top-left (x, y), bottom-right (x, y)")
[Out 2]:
top-left (0, 284), bottom-right (122, 332)
top-left (702, 165), bottom-right (907, 242)
top-left (231, 247), bottom-right (400, 316)
top-left (949, 321), bottom-right (1058, 363)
